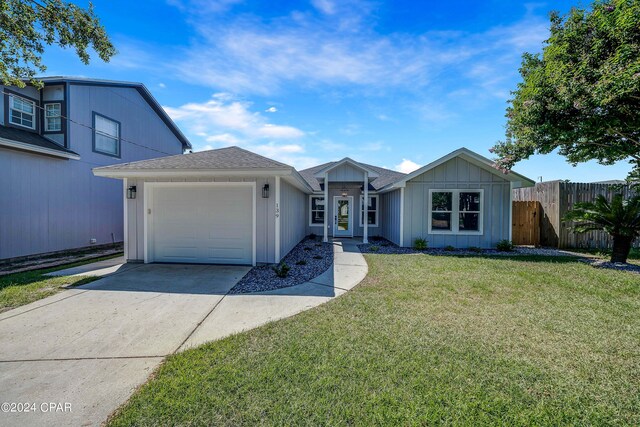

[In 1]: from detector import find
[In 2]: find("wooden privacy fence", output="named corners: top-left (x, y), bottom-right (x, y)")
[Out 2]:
top-left (513, 181), bottom-right (638, 249)
top-left (512, 201), bottom-right (540, 246)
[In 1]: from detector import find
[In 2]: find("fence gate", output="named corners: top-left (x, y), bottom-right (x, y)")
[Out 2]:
top-left (512, 201), bottom-right (541, 246)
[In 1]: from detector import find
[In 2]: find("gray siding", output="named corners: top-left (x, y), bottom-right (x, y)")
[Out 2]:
top-left (380, 189), bottom-right (402, 245)
top-left (279, 179), bottom-right (306, 259)
top-left (0, 84), bottom-right (184, 260)
top-left (402, 157), bottom-right (511, 249)
top-left (126, 176), bottom-right (277, 264)
top-left (327, 163), bottom-right (366, 182)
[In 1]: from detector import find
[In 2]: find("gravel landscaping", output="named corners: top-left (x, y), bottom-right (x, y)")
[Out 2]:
top-left (359, 237), bottom-right (640, 274)
top-left (358, 238), bottom-right (580, 257)
top-left (230, 237), bottom-right (334, 294)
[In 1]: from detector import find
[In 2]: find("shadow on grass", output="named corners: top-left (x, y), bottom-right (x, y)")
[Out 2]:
top-left (0, 254), bottom-right (121, 290)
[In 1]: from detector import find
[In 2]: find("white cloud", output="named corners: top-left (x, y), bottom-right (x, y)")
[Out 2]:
top-left (395, 159), bottom-right (421, 174)
top-left (265, 106), bottom-right (278, 113)
top-left (163, 94), bottom-right (304, 141)
top-left (158, 82), bottom-right (166, 88)
top-left (311, 0), bottom-right (336, 15)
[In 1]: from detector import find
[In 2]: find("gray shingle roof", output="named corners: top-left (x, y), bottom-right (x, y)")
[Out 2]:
top-left (299, 161), bottom-right (406, 191)
top-left (95, 146), bottom-right (293, 171)
top-left (0, 125), bottom-right (79, 157)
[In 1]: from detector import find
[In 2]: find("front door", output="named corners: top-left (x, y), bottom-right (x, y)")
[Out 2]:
top-left (333, 196), bottom-right (353, 237)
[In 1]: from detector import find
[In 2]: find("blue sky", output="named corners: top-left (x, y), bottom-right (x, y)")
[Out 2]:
top-left (42, 0), bottom-right (632, 181)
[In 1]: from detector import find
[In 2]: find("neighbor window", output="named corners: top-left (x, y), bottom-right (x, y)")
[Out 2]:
top-left (309, 196), bottom-right (325, 225)
top-left (360, 195), bottom-right (378, 226)
top-left (44, 103), bottom-right (62, 131)
top-left (429, 190), bottom-right (483, 234)
top-left (9, 95), bottom-right (36, 129)
top-left (93, 113), bottom-right (120, 156)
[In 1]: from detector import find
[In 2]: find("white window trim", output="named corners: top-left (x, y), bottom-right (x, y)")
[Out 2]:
top-left (8, 95), bottom-right (36, 130)
top-left (44, 102), bottom-right (62, 132)
top-left (308, 195), bottom-right (325, 227)
top-left (359, 194), bottom-right (379, 227)
top-left (428, 189), bottom-right (484, 235)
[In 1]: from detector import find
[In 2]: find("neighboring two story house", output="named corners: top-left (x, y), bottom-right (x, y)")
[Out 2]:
top-left (0, 77), bottom-right (190, 261)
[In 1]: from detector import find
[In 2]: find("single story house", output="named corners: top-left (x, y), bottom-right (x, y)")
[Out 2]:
top-left (93, 146), bottom-right (534, 265)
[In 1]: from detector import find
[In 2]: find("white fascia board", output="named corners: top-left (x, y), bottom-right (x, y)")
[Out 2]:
top-left (93, 167), bottom-right (294, 179)
top-left (0, 137), bottom-right (80, 160)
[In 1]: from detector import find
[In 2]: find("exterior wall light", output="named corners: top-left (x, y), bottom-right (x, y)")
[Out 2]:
top-left (262, 184), bottom-right (270, 198)
top-left (126, 185), bottom-right (137, 199)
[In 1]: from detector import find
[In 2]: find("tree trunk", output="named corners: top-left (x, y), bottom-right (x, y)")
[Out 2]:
top-left (610, 235), bottom-right (633, 264)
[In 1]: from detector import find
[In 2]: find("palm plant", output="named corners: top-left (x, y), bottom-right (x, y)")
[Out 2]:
top-left (564, 194), bottom-right (640, 263)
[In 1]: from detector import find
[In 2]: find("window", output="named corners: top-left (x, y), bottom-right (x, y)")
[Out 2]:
top-left (44, 103), bottom-right (62, 131)
top-left (360, 195), bottom-right (378, 226)
top-left (429, 190), bottom-right (483, 234)
top-left (9, 95), bottom-right (36, 129)
top-left (309, 196), bottom-right (325, 226)
top-left (93, 113), bottom-right (120, 156)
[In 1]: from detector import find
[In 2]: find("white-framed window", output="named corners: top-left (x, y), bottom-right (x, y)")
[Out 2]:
top-left (429, 189), bottom-right (483, 234)
top-left (44, 103), bottom-right (62, 131)
top-left (360, 195), bottom-right (379, 227)
top-left (309, 196), bottom-right (325, 226)
top-left (9, 95), bottom-right (36, 129)
top-left (93, 113), bottom-right (120, 157)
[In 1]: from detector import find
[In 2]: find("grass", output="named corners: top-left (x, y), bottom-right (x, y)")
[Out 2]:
top-left (109, 254), bottom-right (640, 426)
top-left (0, 254), bottom-right (120, 313)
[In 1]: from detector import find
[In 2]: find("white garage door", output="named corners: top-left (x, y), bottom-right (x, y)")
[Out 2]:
top-left (148, 184), bottom-right (254, 265)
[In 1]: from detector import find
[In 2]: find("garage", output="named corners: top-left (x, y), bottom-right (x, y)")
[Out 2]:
top-left (146, 183), bottom-right (255, 265)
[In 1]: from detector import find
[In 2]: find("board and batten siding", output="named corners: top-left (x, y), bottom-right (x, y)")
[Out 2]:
top-left (278, 179), bottom-right (307, 260)
top-left (402, 157), bottom-right (511, 249)
top-left (125, 176), bottom-right (276, 264)
top-left (380, 189), bottom-right (402, 245)
top-left (0, 84), bottom-right (184, 260)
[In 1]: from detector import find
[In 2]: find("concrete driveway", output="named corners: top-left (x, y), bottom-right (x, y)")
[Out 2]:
top-left (0, 241), bottom-right (366, 427)
top-left (0, 263), bottom-right (249, 427)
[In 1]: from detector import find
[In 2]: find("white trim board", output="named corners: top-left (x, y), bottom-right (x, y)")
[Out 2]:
top-left (143, 181), bottom-right (257, 266)
top-left (0, 137), bottom-right (80, 160)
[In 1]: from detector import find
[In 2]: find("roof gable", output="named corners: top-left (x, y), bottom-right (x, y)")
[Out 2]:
top-left (313, 157), bottom-right (380, 178)
top-left (381, 147), bottom-right (535, 190)
top-left (37, 77), bottom-right (191, 150)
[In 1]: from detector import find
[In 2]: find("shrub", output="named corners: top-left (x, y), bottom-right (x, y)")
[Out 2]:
top-left (496, 240), bottom-right (515, 252)
top-left (313, 255), bottom-right (323, 260)
top-left (369, 245), bottom-right (380, 252)
top-left (413, 237), bottom-right (428, 250)
top-left (295, 260), bottom-right (307, 266)
top-left (273, 262), bottom-right (290, 278)
top-left (304, 247), bottom-right (313, 251)
top-left (468, 246), bottom-right (482, 253)
top-left (315, 243), bottom-right (322, 247)
top-left (309, 233), bottom-right (317, 240)
top-left (444, 245), bottom-right (456, 251)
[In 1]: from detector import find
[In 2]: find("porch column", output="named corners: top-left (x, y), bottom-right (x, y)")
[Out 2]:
top-left (323, 172), bottom-right (329, 242)
top-left (363, 171), bottom-right (369, 244)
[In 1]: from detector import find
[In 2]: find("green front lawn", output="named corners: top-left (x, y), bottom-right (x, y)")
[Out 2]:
top-left (109, 255), bottom-right (639, 426)
top-left (0, 255), bottom-right (120, 313)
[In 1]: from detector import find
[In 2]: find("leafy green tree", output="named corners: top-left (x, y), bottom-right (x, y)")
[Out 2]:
top-left (492, 0), bottom-right (640, 179)
top-left (564, 194), bottom-right (640, 263)
top-left (0, 0), bottom-right (115, 88)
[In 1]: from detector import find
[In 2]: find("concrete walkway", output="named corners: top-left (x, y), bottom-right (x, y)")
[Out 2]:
top-left (0, 239), bottom-right (367, 427)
